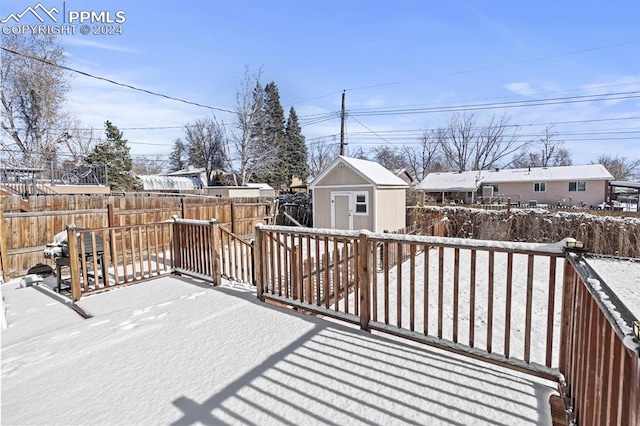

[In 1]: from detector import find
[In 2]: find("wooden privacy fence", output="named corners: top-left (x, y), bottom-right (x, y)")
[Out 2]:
top-left (559, 254), bottom-right (640, 426)
top-left (254, 224), bottom-right (567, 380)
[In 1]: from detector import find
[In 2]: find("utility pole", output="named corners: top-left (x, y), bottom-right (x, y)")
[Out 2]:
top-left (339, 90), bottom-right (346, 156)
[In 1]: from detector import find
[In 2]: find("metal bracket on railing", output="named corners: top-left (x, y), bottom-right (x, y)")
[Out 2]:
top-left (563, 240), bottom-right (587, 255)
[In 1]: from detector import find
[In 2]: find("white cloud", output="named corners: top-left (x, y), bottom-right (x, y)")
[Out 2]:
top-left (503, 82), bottom-right (536, 96)
top-left (62, 38), bottom-right (137, 53)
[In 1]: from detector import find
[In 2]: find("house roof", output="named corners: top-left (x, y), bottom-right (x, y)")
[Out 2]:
top-left (417, 164), bottom-right (614, 192)
top-left (245, 183), bottom-right (274, 190)
top-left (163, 167), bottom-right (207, 177)
top-left (309, 156), bottom-right (409, 189)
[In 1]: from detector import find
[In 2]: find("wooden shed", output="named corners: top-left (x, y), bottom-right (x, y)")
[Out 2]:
top-left (308, 156), bottom-right (409, 232)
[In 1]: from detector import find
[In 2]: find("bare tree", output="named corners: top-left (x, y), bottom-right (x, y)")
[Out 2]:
top-left (595, 155), bottom-right (640, 181)
top-left (59, 119), bottom-right (99, 165)
top-left (1, 34), bottom-right (70, 167)
top-left (230, 66), bottom-right (270, 185)
top-left (439, 112), bottom-right (477, 172)
top-left (132, 155), bottom-right (167, 175)
top-left (347, 145), bottom-right (369, 160)
top-left (370, 145), bottom-right (407, 171)
top-left (512, 126), bottom-right (572, 168)
top-left (402, 129), bottom-right (445, 181)
top-left (473, 113), bottom-right (525, 170)
top-left (439, 112), bottom-right (525, 171)
top-left (308, 136), bottom-right (339, 177)
top-left (184, 117), bottom-right (229, 186)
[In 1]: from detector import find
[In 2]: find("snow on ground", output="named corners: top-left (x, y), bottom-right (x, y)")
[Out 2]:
top-left (1, 275), bottom-right (556, 425)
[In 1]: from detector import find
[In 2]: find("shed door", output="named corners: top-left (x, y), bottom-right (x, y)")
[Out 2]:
top-left (331, 193), bottom-right (353, 230)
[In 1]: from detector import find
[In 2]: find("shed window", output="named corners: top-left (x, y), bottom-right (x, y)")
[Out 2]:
top-left (569, 181), bottom-right (586, 192)
top-left (354, 193), bottom-right (368, 214)
top-left (533, 182), bottom-right (546, 192)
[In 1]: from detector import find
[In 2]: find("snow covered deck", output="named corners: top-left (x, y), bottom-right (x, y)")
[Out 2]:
top-left (1, 276), bottom-right (557, 425)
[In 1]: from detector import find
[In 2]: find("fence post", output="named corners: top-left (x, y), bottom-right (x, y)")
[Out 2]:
top-left (107, 203), bottom-right (115, 227)
top-left (66, 226), bottom-right (82, 302)
top-left (254, 224), bottom-right (264, 301)
top-left (210, 218), bottom-right (221, 286)
top-left (359, 230), bottom-right (371, 332)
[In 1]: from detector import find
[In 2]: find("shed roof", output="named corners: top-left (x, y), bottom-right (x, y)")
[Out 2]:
top-left (309, 156), bottom-right (409, 189)
top-left (417, 164), bottom-right (613, 192)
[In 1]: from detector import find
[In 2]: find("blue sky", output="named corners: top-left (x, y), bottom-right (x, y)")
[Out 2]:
top-left (2, 0), bottom-right (639, 167)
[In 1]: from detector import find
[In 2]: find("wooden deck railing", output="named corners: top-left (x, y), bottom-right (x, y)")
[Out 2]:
top-left (255, 225), bottom-right (568, 381)
top-left (67, 218), bottom-right (249, 301)
top-left (67, 221), bottom-right (173, 302)
top-left (220, 225), bottom-right (253, 284)
top-left (560, 254), bottom-right (640, 426)
top-left (64, 219), bottom-right (640, 424)
top-left (172, 218), bottom-right (220, 285)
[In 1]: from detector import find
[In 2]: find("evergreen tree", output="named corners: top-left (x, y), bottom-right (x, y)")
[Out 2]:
top-left (242, 80), bottom-right (270, 184)
top-left (86, 120), bottom-right (141, 191)
top-left (283, 107), bottom-right (309, 185)
top-left (168, 138), bottom-right (189, 172)
top-left (261, 81), bottom-right (287, 189)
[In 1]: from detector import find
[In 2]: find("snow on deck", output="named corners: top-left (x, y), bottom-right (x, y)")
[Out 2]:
top-left (1, 276), bottom-right (556, 425)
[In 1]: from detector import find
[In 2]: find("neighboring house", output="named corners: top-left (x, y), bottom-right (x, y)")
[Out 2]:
top-left (138, 175), bottom-right (203, 191)
top-left (163, 167), bottom-right (234, 187)
top-left (393, 168), bottom-right (415, 186)
top-left (163, 167), bottom-right (209, 186)
top-left (416, 164), bottom-right (614, 208)
top-left (308, 156), bottom-right (409, 232)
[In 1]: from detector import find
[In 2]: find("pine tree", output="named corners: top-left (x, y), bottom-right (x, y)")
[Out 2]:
top-left (261, 82), bottom-right (287, 189)
top-left (284, 107), bottom-right (309, 186)
top-left (168, 138), bottom-right (189, 172)
top-left (86, 120), bottom-right (141, 191)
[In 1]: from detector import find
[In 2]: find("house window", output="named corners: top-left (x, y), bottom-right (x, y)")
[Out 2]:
top-left (534, 182), bottom-right (546, 192)
top-left (354, 193), bottom-right (368, 214)
top-left (569, 181), bottom-right (586, 192)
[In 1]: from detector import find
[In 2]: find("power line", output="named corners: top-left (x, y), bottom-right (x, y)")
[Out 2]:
top-left (347, 91), bottom-right (640, 117)
top-left (0, 46), bottom-right (235, 114)
top-left (290, 40), bottom-right (640, 106)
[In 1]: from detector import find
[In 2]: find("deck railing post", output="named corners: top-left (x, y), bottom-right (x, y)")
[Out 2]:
top-left (210, 219), bottom-right (221, 285)
top-left (172, 216), bottom-right (182, 272)
top-left (359, 231), bottom-right (371, 332)
top-left (254, 224), bottom-right (264, 301)
top-left (66, 226), bottom-right (82, 302)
